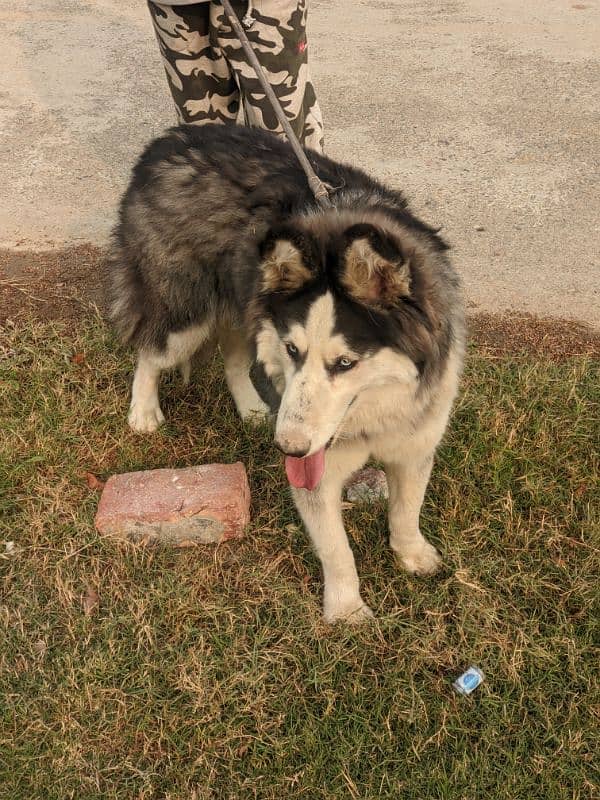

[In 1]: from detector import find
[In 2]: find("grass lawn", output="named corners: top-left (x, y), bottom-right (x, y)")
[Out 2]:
top-left (0, 315), bottom-right (598, 799)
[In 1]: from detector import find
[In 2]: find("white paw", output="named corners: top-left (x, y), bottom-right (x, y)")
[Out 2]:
top-left (397, 539), bottom-right (442, 576)
top-left (324, 595), bottom-right (374, 624)
top-left (128, 403), bottom-right (165, 433)
top-left (237, 394), bottom-right (270, 425)
top-left (228, 379), bottom-right (270, 425)
top-left (241, 408), bottom-right (270, 427)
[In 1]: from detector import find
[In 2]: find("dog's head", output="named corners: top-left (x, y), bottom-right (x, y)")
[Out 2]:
top-left (251, 211), bottom-right (451, 490)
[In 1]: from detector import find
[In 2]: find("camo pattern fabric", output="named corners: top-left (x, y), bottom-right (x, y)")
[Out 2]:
top-left (147, 1), bottom-right (324, 151)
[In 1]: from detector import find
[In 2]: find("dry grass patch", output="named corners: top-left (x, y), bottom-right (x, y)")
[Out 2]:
top-left (0, 316), bottom-right (598, 799)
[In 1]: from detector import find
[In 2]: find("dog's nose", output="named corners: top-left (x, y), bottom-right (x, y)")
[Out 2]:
top-left (274, 437), bottom-right (310, 458)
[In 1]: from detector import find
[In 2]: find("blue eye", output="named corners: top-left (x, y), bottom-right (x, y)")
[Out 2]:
top-left (335, 357), bottom-right (356, 372)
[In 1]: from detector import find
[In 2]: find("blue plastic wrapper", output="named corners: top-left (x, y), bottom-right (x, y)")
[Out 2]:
top-left (453, 666), bottom-right (484, 695)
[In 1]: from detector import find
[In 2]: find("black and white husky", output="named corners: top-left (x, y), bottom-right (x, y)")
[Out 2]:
top-left (108, 124), bottom-right (464, 622)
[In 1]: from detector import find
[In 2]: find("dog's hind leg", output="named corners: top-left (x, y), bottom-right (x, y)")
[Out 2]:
top-left (384, 455), bottom-right (442, 575)
top-left (128, 353), bottom-right (165, 433)
top-left (128, 322), bottom-right (213, 432)
top-left (219, 327), bottom-right (269, 424)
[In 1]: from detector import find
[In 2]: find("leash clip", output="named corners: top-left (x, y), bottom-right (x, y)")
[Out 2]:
top-left (242, 13), bottom-right (255, 30)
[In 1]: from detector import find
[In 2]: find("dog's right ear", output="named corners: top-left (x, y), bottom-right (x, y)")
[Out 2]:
top-left (259, 227), bottom-right (316, 293)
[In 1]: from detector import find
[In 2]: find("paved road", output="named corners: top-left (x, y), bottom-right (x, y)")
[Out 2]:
top-left (1, 1), bottom-right (599, 325)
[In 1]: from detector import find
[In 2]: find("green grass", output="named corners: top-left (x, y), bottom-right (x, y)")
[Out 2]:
top-left (0, 316), bottom-right (598, 800)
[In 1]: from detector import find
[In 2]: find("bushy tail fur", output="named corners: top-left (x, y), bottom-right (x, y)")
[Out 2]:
top-left (105, 239), bottom-right (144, 346)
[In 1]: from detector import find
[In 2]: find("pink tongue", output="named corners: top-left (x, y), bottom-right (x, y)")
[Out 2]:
top-left (285, 448), bottom-right (326, 490)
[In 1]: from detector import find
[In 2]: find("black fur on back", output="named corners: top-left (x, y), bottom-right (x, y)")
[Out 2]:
top-left (106, 122), bottom-right (461, 382)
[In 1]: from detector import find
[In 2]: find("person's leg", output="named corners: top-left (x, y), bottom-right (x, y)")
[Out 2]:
top-left (212, 0), bottom-right (324, 151)
top-left (147, 2), bottom-right (240, 124)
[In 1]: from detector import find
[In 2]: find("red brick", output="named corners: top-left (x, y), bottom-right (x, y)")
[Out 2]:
top-left (95, 463), bottom-right (250, 545)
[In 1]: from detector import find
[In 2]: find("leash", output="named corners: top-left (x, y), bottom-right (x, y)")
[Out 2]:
top-left (219, 0), bottom-right (334, 210)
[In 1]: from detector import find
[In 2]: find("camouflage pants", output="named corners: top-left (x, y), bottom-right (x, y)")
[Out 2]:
top-left (147, 1), bottom-right (324, 151)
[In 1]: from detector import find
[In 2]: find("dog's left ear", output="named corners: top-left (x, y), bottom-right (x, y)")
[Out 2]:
top-left (260, 227), bottom-right (315, 293)
top-left (342, 223), bottom-right (411, 307)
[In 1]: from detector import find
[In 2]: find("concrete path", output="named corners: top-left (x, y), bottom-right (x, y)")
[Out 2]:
top-left (1, 0), bottom-right (599, 325)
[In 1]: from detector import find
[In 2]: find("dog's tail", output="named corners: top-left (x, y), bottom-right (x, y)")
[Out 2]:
top-left (105, 239), bottom-right (145, 346)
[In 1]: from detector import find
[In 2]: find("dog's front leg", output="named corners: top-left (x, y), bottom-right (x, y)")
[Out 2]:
top-left (292, 447), bottom-right (373, 623)
top-left (385, 456), bottom-right (442, 575)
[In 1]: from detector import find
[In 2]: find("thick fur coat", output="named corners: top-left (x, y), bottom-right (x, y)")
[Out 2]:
top-left (107, 123), bottom-right (464, 621)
